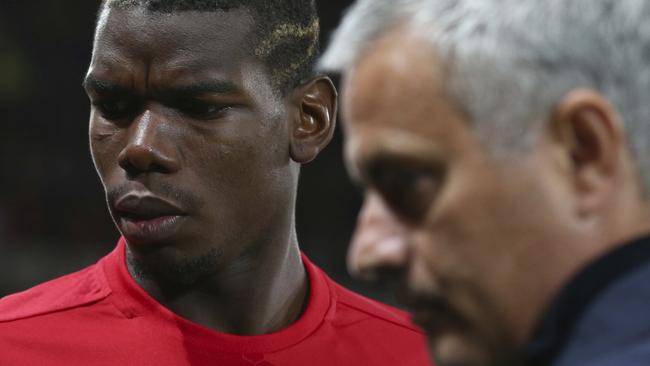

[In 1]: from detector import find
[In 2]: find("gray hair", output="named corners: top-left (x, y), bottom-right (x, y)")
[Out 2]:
top-left (320, 0), bottom-right (650, 191)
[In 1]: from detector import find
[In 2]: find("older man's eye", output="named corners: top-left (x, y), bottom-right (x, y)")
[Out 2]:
top-left (373, 167), bottom-right (440, 223)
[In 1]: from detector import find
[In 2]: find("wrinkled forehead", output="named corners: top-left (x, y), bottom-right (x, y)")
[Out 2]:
top-left (342, 27), bottom-right (451, 134)
top-left (92, 5), bottom-right (256, 69)
top-left (341, 27), bottom-right (480, 176)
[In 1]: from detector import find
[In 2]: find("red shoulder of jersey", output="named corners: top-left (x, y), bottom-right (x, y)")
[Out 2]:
top-left (0, 264), bottom-right (110, 323)
top-left (330, 280), bottom-right (422, 333)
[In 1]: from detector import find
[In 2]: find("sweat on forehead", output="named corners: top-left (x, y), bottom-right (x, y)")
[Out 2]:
top-left (102, 0), bottom-right (321, 92)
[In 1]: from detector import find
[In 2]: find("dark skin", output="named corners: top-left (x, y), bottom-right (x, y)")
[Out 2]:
top-left (83, 6), bottom-right (337, 335)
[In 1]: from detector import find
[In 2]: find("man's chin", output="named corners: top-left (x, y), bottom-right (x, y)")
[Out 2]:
top-left (429, 333), bottom-right (491, 366)
top-left (429, 332), bottom-right (525, 366)
top-left (126, 242), bottom-right (223, 286)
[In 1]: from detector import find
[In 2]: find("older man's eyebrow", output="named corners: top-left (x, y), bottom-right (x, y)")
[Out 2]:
top-left (352, 153), bottom-right (397, 187)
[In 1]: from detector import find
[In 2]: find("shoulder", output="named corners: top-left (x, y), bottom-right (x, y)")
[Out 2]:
top-left (330, 280), bottom-right (421, 332)
top-left (302, 254), bottom-right (421, 334)
top-left (0, 263), bottom-right (110, 323)
top-left (550, 255), bottom-right (650, 366)
top-left (554, 343), bottom-right (650, 366)
top-left (321, 277), bottom-right (431, 364)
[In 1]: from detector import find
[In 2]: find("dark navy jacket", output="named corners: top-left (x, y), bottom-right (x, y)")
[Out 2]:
top-left (527, 235), bottom-right (650, 366)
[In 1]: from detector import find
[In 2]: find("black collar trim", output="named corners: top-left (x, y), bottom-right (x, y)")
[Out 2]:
top-left (526, 234), bottom-right (650, 365)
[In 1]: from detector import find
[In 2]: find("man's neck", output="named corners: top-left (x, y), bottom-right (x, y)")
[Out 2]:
top-left (126, 236), bottom-right (308, 335)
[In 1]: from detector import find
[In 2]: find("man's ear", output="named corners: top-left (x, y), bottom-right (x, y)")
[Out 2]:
top-left (550, 89), bottom-right (624, 212)
top-left (289, 76), bottom-right (337, 164)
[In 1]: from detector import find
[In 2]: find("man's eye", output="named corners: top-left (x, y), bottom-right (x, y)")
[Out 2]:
top-left (177, 99), bottom-right (231, 119)
top-left (373, 168), bottom-right (440, 223)
top-left (95, 99), bottom-right (134, 120)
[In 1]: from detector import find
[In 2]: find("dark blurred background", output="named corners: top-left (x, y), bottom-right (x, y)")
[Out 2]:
top-left (0, 1), bottom-right (395, 304)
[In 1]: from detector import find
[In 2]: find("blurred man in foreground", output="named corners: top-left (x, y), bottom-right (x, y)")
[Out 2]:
top-left (321, 0), bottom-right (650, 365)
top-left (0, 1), bottom-right (431, 365)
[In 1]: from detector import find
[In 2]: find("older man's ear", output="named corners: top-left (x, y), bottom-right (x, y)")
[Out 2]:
top-left (550, 89), bottom-right (627, 215)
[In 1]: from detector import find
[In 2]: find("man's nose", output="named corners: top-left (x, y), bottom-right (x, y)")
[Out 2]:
top-left (118, 110), bottom-right (180, 176)
top-left (348, 192), bottom-right (410, 281)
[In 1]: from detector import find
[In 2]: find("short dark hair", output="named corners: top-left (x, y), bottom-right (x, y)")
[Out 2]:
top-left (102, 0), bottom-right (320, 93)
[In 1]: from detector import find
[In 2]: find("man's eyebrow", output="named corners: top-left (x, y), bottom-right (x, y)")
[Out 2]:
top-left (356, 154), bottom-right (392, 182)
top-left (353, 146), bottom-right (444, 184)
top-left (164, 80), bottom-right (241, 96)
top-left (348, 153), bottom-right (392, 186)
top-left (82, 77), bottom-right (241, 96)
top-left (82, 76), bottom-right (129, 94)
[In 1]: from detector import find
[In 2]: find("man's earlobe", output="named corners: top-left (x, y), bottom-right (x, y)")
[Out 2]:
top-left (290, 76), bottom-right (338, 163)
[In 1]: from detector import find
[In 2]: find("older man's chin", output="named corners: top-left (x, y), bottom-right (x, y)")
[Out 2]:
top-left (430, 333), bottom-right (525, 366)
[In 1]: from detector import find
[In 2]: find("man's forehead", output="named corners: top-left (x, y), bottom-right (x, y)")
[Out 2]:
top-left (91, 6), bottom-right (258, 77)
top-left (95, 5), bottom-right (255, 56)
top-left (341, 26), bottom-right (481, 174)
top-left (86, 6), bottom-right (279, 99)
top-left (342, 28), bottom-right (450, 133)
top-left (104, 0), bottom-right (243, 12)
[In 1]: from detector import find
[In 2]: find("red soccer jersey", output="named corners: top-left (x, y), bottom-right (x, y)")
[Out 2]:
top-left (0, 238), bottom-right (431, 365)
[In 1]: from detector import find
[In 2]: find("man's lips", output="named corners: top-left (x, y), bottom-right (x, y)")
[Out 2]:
top-left (114, 194), bottom-right (186, 220)
top-left (113, 194), bottom-right (188, 244)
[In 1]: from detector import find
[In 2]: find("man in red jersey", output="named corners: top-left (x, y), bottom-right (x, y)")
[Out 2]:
top-left (0, 1), bottom-right (430, 365)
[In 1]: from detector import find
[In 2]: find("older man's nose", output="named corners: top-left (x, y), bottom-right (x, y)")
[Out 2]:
top-left (348, 193), bottom-right (410, 281)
